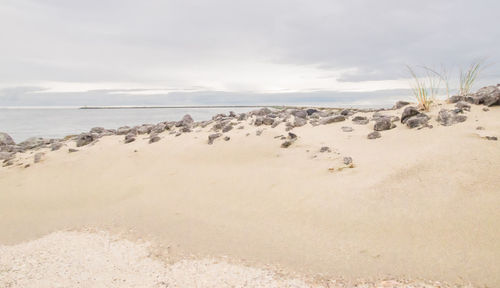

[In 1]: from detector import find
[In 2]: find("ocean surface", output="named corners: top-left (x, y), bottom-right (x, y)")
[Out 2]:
top-left (0, 107), bottom-right (259, 143)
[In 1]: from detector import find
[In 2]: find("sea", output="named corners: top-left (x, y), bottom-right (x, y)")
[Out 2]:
top-left (0, 106), bottom-right (260, 143)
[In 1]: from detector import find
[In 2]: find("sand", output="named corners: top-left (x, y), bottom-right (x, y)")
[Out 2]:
top-left (0, 101), bottom-right (499, 287)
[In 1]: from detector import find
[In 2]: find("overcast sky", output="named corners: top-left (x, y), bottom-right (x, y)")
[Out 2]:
top-left (0, 0), bottom-right (499, 105)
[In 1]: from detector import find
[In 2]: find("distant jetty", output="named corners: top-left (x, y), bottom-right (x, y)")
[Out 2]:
top-left (79, 105), bottom-right (270, 110)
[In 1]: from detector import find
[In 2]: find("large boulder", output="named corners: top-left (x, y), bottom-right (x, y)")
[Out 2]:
top-left (76, 133), bottom-right (95, 147)
top-left (320, 115), bottom-right (345, 125)
top-left (437, 109), bottom-right (467, 126)
top-left (401, 106), bottom-right (420, 124)
top-left (0, 132), bottom-right (15, 146)
top-left (373, 117), bottom-right (396, 131)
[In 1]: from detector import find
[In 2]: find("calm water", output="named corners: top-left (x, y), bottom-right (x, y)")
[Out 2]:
top-left (0, 107), bottom-right (257, 143)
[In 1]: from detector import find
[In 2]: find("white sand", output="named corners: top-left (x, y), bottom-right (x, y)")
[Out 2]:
top-left (0, 230), bottom-right (465, 288)
top-left (0, 101), bottom-right (498, 287)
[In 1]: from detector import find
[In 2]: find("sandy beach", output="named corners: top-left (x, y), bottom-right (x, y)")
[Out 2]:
top-left (1, 97), bottom-right (499, 287)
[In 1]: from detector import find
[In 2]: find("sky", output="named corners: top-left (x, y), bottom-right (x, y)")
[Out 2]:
top-left (0, 0), bottom-right (499, 106)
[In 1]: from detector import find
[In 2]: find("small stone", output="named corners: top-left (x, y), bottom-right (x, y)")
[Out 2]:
top-left (476, 126), bottom-right (485, 130)
top-left (208, 133), bottom-right (222, 144)
top-left (343, 157), bottom-right (353, 165)
top-left (76, 133), bottom-right (95, 147)
top-left (486, 136), bottom-right (498, 141)
top-left (34, 152), bottom-right (44, 163)
top-left (374, 117), bottom-right (395, 131)
top-left (319, 146), bottom-right (331, 153)
top-left (393, 101), bottom-right (410, 109)
top-left (68, 148), bottom-right (79, 153)
top-left (341, 126), bottom-right (353, 132)
top-left (320, 115), bottom-right (346, 125)
top-left (367, 131), bottom-right (381, 139)
top-left (352, 116), bottom-right (369, 125)
top-left (149, 136), bottom-right (161, 143)
top-left (288, 132), bottom-right (297, 140)
top-left (483, 107), bottom-right (489, 112)
top-left (223, 136), bottom-right (230, 141)
top-left (124, 133), bottom-right (136, 143)
top-left (222, 125), bottom-right (233, 133)
top-left (281, 141), bottom-right (293, 148)
top-left (256, 129), bottom-right (264, 136)
top-left (50, 142), bottom-right (63, 151)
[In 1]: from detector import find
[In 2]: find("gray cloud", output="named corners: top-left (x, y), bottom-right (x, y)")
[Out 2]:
top-left (0, 0), bottom-right (499, 93)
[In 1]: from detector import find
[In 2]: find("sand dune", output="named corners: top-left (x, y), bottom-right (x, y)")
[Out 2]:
top-left (0, 101), bottom-right (499, 287)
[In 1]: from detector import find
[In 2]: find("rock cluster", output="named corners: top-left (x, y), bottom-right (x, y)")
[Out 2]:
top-left (400, 106), bottom-right (430, 129)
top-left (448, 84), bottom-right (500, 106)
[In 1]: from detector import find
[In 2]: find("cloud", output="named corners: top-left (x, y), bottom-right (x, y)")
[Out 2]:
top-left (0, 0), bottom-right (499, 96)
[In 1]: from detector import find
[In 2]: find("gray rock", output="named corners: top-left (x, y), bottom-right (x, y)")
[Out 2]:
top-left (320, 115), bottom-right (346, 125)
top-left (253, 107), bottom-right (272, 116)
top-left (223, 136), bottom-right (230, 141)
top-left (116, 126), bottom-right (132, 135)
top-left (34, 152), bottom-right (45, 163)
top-left (19, 137), bottom-right (46, 149)
top-left (393, 101), bottom-right (410, 109)
top-left (271, 121), bottom-right (281, 128)
top-left (208, 133), bottom-right (222, 144)
top-left (401, 106), bottom-right (420, 124)
top-left (292, 109), bottom-right (308, 119)
top-left (254, 117), bottom-right (264, 126)
top-left (136, 124), bottom-right (153, 134)
top-left (293, 117), bottom-right (307, 127)
top-left (262, 117), bottom-right (275, 125)
top-left (180, 127), bottom-right (191, 133)
top-left (405, 114), bottom-right (430, 128)
top-left (76, 133), bottom-right (95, 147)
top-left (68, 148), bottom-right (79, 153)
top-left (288, 132), bottom-right (297, 140)
top-left (306, 108), bottom-right (318, 115)
top-left (281, 141), bottom-right (293, 148)
top-left (124, 133), bottom-right (136, 143)
top-left (343, 156), bottom-right (353, 165)
top-left (0, 151), bottom-right (14, 160)
top-left (437, 109), bottom-right (467, 126)
top-left (476, 126), bottom-right (485, 130)
top-left (256, 129), bottom-right (264, 136)
top-left (486, 136), bottom-right (498, 141)
top-left (0, 132), bottom-right (15, 146)
top-left (373, 117), bottom-right (395, 131)
top-left (367, 131), bottom-right (381, 139)
top-left (90, 127), bottom-right (106, 134)
top-left (237, 113), bottom-right (248, 121)
top-left (50, 142), bottom-right (63, 151)
top-left (456, 101), bottom-right (471, 112)
top-left (319, 146), bottom-right (331, 153)
top-left (341, 126), bottom-right (353, 132)
top-left (222, 125), bottom-right (233, 133)
top-left (151, 123), bottom-right (167, 134)
top-left (352, 116), bottom-right (369, 125)
top-left (483, 107), bottom-right (490, 112)
top-left (180, 114), bottom-right (194, 127)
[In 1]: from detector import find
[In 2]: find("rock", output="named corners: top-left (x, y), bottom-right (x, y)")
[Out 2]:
top-left (222, 125), bottom-right (233, 133)
top-left (254, 117), bottom-right (264, 126)
top-left (319, 146), bottom-right (331, 153)
top-left (124, 133), bottom-right (136, 143)
top-left (306, 108), bottom-right (318, 115)
top-left (253, 107), bottom-right (273, 116)
top-left (292, 109), bottom-right (308, 119)
top-left (262, 117), bottom-right (274, 125)
top-left (271, 121), bottom-right (281, 128)
top-left (281, 141), bottom-right (293, 148)
top-left (352, 116), bottom-right (369, 125)
top-left (116, 126), bottom-right (131, 135)
top-left (486, 136), bottom-right (498, 141)
top-left (483, 107), bottom-right (489, 112)
top-left (50, 142), bottom-right (63, 151)
top-left (367, 131), bottom-right (381, 139)
top-left (180, 127), bottom-right (191, 133)
top-left (136, 124), bottom-right (153, 134)
top-left (341, 126), bottom-right (353, 132)
top-left (256, 129), bottom-right (264, 136)
top-left (476, 126), bottom-right (485, 130)
top-left (90, 127), bottom-right (106, 134)
top-left (149, 133), bottom-right (161, 143)
top-left (343, 157), bottom-right (353, 165)
top-left (3, 160), bottom-right (13, 167)
top-left (151, 123), bottom-right (167, 134)
top-left (34, 152), bottom-right (44, 163)
top-left (288, 132), bottom-right (297, 140)
top-left (405, 114), bottom-right (430, 128)
top-left (76, 133), bottom-right (95, 147)
top-left (19, 137), bottom-right (46, 149)
top-left (0, 151), bottom-right (14, 160)
top-left (293, 117), bottom-right (307, 127)
top-left (456, 101), bottom-right (471, 112)
top-left (180, 114), bottom-right (194, 127)
top-left (229, 111), bottom-right (237, 117)
top-left (374, 117), bottom-right (395, 131)
top-left (0, 132), bottom-right (15, 146)
top-left (393, 101), bottom-right (411, 109)
top-left (237, 113), bottom-right (248, 121)
top-left (320, 115), bottom-right (345, 125)
top-left (448, 85), bottom-right (500, 106)
top-left (437, 109), bottom-right (467, 126)
top-left (223, 136), bottom-right (230, 141)
top-left (208, 133), bottom-right (222, 144)
top-left (401, 106), bottom-right (420, 124)
top-left (68, 148), bottom-right (78, 153)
